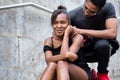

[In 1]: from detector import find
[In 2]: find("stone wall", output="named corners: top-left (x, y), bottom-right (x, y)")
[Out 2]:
top-left (0, 6), bottom-right (52, 80)
top-left (0, 0), bottom-right (120, 80)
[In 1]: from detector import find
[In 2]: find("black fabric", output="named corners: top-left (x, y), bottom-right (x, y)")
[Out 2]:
top-left (51, 37), bottom-right (61, 55)
top-left (81, 39), bottom-right (110, 73)
top-left (69, 3), bottom-right (116, 30)
top-left (69, 2), bottom-right (118, 74)
top-left (109, 39), bottom-right (119, 55)
top-left (50, 37), bottom-right (91, 80)
top-left (52, 45), bottom-right (61, 55)
top-left (81, 38), bottom-right (119, 61)
top-left (43, 45), bottom-right (52, 53)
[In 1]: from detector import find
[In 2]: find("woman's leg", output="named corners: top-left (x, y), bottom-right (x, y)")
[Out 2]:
top-left (68, 63), bottom-right (89, 80)
top-left (40, 62), bottom-right (57, 80)
top-left (57, 61), bottom-right (70, 80)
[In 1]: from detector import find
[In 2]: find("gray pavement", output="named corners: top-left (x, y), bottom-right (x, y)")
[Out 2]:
top-left (110, 76), bottom-right (120, 80)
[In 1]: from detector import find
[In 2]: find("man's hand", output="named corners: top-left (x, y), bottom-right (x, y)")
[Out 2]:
top-left (71, 26), bottom-right (80, 37)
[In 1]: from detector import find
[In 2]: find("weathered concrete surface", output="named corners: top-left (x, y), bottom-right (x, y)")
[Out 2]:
top-left (0, 6), bottom-right (51, 80)
top-left (0, 0), bottom-right (120, 80)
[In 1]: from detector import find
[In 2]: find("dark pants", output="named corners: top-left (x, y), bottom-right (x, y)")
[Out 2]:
top-left (83, 38), bottom-right (111, 73)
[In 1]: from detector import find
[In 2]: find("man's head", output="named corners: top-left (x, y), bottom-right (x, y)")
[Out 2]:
top-left (83, 0), bottom-right (106, 17)
top-left (90, 0), bottom-right (106, 9)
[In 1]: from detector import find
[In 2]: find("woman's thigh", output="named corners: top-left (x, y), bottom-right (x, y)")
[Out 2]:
top-left (40, 62), bottom-right (57, 80)
top-left (68, 64), bottom-right (89, 80)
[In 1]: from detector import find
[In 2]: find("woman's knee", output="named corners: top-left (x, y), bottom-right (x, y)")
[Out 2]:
top-left (48, 62), bottom-right (57, 69)
top-left (57, 61), bottom-right (68, 69)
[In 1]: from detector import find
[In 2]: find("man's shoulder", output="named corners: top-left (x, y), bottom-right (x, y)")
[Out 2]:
top-left (69, 6), bottom-right (82, 14)
top-left (105, 2), bottom-right (114, 6)
top-left (68, 6), bottom-right (82, 18)
top-left (98, 2), bottom-right (115, 16)
top-left (102, 2), bottom-right (114, 10)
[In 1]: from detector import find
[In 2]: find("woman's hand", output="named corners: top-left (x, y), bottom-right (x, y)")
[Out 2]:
top-left (65, 25), bottom-right (74, 36)
top-left (65, 25), bottom-right (80, 38)
top-left (65, 52), bottom-right (78, 62)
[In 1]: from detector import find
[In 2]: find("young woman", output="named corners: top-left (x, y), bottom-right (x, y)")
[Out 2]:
top-left (40, 5), bottom-right (91, 80)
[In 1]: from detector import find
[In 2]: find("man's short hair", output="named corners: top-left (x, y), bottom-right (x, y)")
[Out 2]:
top-left (90, 0), bottom-right (106, 9)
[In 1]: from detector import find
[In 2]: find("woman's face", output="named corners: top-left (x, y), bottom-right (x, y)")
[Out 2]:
top-left (52, 13), bottom-right (69, 37)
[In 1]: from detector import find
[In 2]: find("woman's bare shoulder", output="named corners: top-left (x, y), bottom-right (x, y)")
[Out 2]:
top-left (44, 37), bottom-right (52, 47)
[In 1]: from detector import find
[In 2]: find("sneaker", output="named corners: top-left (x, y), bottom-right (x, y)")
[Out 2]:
top-left (92, 69), bottom-right (98, 80)
top-left (97, 73), bottom-right (110, 80)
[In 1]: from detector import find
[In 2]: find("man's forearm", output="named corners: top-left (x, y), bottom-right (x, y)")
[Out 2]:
top-left (78, 29), bottom-right (117, 39)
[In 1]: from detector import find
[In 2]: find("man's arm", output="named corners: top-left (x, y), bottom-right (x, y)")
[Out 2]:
top-left (76, 18), bottom-right (117, 39)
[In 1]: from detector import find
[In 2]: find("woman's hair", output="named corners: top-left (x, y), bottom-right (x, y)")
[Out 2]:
top-left (90, 0), bottom-right (106, 9)
top-left (51, 5), bottom-right (70, 25)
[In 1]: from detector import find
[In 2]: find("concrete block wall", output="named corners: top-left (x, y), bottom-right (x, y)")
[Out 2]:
top-left (0, 6), bottom-right (52, 80)
top-left (0, 0), bottom-right (120, 80)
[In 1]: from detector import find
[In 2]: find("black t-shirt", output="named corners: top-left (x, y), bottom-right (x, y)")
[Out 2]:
top-left (69, 3), bottom-right (116, 30)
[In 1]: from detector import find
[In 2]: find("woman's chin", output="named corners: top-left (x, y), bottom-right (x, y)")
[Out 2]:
top-left (56, 34), bottom-right (64, 37)
top-left (56, 32), bottom-right (64, 36)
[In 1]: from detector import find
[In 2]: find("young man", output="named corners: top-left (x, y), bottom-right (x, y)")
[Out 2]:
top-left (69, 0), bottom-right (119, 80)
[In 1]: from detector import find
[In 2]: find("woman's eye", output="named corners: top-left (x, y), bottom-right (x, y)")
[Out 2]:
top-left (54, 22), bottom-right (58, 25)
top-left (61, 21), bottom-right (66, 24)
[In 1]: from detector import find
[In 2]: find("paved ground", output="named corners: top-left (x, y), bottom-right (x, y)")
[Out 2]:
top-left (110, 76), bottom-right (120, 80)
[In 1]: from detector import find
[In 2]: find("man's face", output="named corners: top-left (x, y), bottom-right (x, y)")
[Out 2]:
top-left (83, 0), bottom-right (99, 17)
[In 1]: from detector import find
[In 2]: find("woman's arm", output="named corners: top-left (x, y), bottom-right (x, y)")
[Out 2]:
top-left (60, 25), bottom-right (84, 62)
top-left (44, 37), bottom-right (68, 64)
